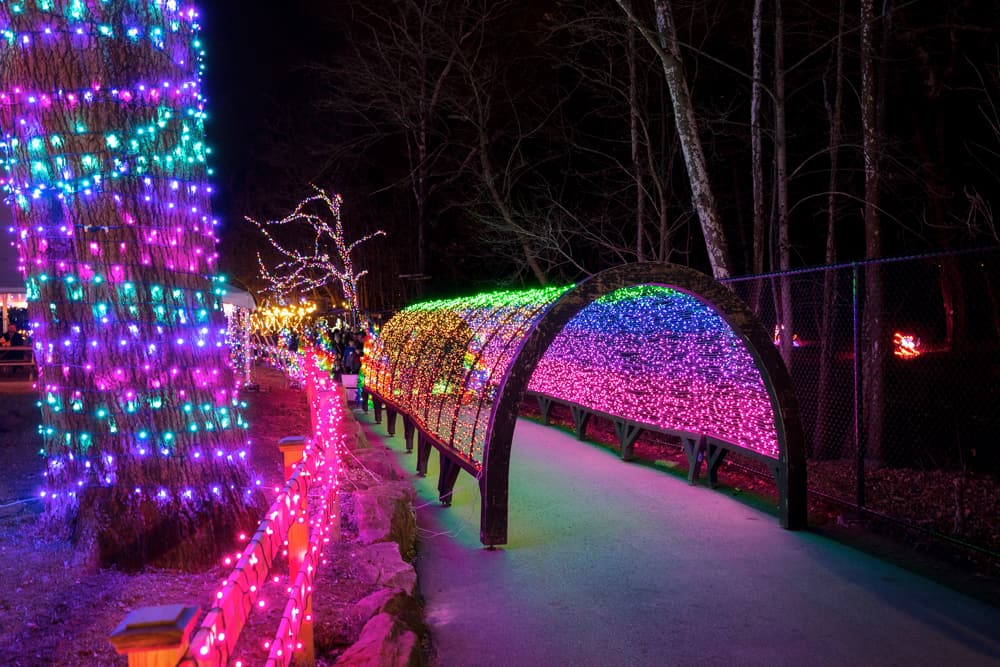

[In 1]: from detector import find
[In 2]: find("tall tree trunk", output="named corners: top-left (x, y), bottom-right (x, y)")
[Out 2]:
top-left (815, 0), bottom-right (847, 459)
top-left (628, 23), bottom-right (646, 262)
top-left (653, 0), bottom-right (731, 278)
top-left (751, 0), bottom-right (766, 277)
top-left (643, 94), bottom-right (675, 261)
top-left (774, 0), bottom-right (794, 370)
top-left (416, 121), bottom-right (428, 285)
top-left (0, 1), bottom-right (262, 569)
top-left (616, 0), bottom-right (731, 278)
top-left (939, 256), bottom-right (966, 351)
top-left (861, 0), bottom-right (887, 464)
top-left (417, 23), bottom-right (429, 285)
top-left (748, 0), bottom-right (766, 313)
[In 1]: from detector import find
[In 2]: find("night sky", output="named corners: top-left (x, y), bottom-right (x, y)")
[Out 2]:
top-left (197, 0), bottom-right (347, 292)
top-left (199, 0), bottom-right (313, 226)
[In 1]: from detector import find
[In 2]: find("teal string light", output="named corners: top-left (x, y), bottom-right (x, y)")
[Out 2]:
top-left (0, 0), bottom-right (259, 521)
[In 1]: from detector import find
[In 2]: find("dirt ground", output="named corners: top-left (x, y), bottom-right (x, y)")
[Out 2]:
top-left (0, 366), bottom-right (367, 666)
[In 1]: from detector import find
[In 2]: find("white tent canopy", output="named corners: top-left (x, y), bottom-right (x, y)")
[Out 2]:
top-left (221, 284), bottom-right (256, 311)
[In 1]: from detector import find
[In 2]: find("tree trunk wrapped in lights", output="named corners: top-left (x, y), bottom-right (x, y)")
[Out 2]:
top-left (0, 1), bottom-right (261, 568)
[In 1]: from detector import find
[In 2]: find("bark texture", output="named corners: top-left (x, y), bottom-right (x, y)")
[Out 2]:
top-left (773, 0), bottom-right (794, 371)
top-left (651, 0), bottom-right (731, 279)
top-left (616, 0), bottom-right (731, 279)
top-left (860, 0), bottom-right (887, 463)
top-left (0, 1), bottom-right (261, 569)
top-left (750, 0), bottom-right (766, 277)
top-left (815, 0), bottom-right (846, 457)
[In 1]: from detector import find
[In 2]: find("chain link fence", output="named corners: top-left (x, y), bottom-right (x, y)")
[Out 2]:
top-left (725, 248), bottom-right (1000, 557)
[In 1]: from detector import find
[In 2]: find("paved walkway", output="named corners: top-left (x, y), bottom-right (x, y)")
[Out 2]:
top-left (357, 413), bottom-right (1000, 667)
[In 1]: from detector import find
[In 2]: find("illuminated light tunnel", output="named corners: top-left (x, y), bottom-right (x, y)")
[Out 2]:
top-left (362, 264), bottom-right (806, 546)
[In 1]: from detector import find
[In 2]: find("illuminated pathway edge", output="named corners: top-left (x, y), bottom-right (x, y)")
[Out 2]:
top-left (361, 413), bottom-right (1000, 667)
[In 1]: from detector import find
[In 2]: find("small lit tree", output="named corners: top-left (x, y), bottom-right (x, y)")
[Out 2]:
top-left (249, 186), bottom-right (384, 325)
top-left (0, 1), bottom-right (261, 568)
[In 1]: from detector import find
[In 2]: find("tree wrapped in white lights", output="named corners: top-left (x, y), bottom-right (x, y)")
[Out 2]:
top-left (249, 186), bottom-right (384, 324)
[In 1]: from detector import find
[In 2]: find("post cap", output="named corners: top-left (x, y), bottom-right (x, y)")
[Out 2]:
top-left (278, 435), bottom-right (309, 450)
top-left (109, 604), bottom-right (200, 653)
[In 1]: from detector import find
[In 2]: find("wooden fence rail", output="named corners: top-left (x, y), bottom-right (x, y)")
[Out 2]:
top-left (110, 349), bottom-right (344, 667)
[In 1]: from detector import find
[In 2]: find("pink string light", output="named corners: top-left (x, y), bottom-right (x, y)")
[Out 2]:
top-left (185, 349), bottom-right (343, 666)
top-left (365, 285), bottom-right (780, 466)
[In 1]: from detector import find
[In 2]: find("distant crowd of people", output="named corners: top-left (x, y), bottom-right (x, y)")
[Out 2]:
top-left (0, 324), bottom-right (25, 348)
top-left (320, 328), bottom-right (367, 375)
top-left (264, 323), bottom-right (370, 376)
top-left (0, 324), bottom-right (30, 375)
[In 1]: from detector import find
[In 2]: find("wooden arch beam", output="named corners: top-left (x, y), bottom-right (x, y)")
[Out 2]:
top-left (478, 263), bottom-right (807, 546)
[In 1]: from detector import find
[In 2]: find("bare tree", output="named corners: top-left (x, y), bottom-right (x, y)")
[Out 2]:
top-left (312, 0), bottom-right (480, 285)
top-left (616, 0), bottom-right (732, 278)
top-left (544, 2), bottom-right (687, 265)
top-left (963, 54), bottom-right (1000, 242)
top-left (629, 22), bottom-right (647, 262)
top-left (250, 187), bottom-right (385, 325)
top-left (815, 0), bottom-right (847, 457)
top-left (774, 0), bottom-right (794, 369)
top-left (860, 0), bottom-right (887, 463)
top-left (444, 3), bottom-right (602, 285)
top-left (751, 0), bottom-right (767, 277)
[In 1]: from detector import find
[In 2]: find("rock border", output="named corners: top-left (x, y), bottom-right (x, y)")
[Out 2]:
top-left (327, 407), bottom-right (426, 667)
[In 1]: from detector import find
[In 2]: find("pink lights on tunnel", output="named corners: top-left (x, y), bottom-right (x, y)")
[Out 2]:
top-left (528, 286), bottom-right (779, 459)
top-left (364, 284), bottom-right (780, 468)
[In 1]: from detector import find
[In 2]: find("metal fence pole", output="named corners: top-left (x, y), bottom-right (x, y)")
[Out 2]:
top-left (852, 263), bottom-right (866, 513)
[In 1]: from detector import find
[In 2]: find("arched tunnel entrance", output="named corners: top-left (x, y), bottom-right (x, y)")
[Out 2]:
top-left (363, 264), bottom-right (806, 547)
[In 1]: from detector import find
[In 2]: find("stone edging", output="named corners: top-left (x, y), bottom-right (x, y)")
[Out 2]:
top-left (331, 408), bottom-right (426, 667)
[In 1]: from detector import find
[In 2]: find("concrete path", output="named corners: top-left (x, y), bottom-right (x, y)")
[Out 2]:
top-left (357, 413), bottom-right (1000, 667)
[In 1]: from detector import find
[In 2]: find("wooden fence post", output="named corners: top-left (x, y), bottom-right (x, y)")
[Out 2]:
top-left (289, 479), bottom-right (315, 666)
top-left (317, 389), bottom-right (343, 545)
top-left (306, 373), bottom-right (319, 435)
top-left (278, 435), bottom-right (308, 481)
top-left (278, 434), bottom-right (315, 666)
top-left (109, 604), bottom-right (199, 667)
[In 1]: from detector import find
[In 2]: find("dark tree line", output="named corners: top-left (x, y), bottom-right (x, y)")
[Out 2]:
top-left (213, 0), bottom-right (1000, 310)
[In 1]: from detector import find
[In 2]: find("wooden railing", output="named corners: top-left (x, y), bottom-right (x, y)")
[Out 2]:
top-left (110, 350), bottom-right (344, 667)
top-left (0, 345), bottom-right (35, 378)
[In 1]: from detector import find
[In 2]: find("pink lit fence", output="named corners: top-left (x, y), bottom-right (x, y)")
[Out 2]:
top-left (110, 349), bottom-right (344, 666)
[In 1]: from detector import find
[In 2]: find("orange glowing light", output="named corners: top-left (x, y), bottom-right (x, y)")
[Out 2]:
top-left (893, 331), bottom-right (922, 358)
top-left (772, 324), bottom-right (801, 348)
